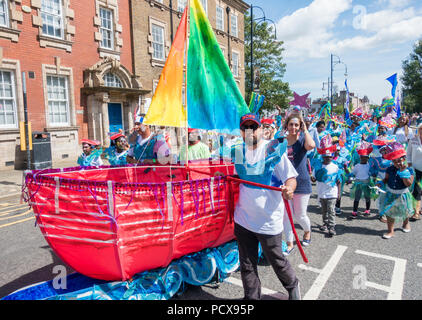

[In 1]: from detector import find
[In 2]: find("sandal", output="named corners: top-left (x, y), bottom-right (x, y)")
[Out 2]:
top-left (409, 214), bottom-right (421, 222)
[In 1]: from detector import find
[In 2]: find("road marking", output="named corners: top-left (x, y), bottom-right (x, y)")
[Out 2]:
top-left (299, 245), bottom-right (348, 300)
top-left (0, 205), bottom-right (29, 216)
top-left (418, 263), bottom-right (422, 268)
top-left (224, 276), bottom-right (285, 300)
top-left (0, 209), bottom-right (32, 221)
top-left (0, 216), bottom-right (34, 229)
top-left (355, 250), bottom-right (407, 300)
top-left (0, 193), bottom-right (21, 200)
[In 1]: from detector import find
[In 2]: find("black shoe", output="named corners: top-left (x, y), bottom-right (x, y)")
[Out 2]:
top-left (288, 284), bottom-right (301, 300)
top-left (319, 224), bottom-right (328, 232)
top-left (328, 227), bottom-right (336, 236)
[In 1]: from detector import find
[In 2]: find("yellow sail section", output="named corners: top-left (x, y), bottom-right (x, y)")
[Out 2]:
top-left (143, 7), bottom-right (188, 127)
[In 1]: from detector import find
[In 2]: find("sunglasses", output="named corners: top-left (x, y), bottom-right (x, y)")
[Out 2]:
top-left (241, 124), bottom-right (259, 131)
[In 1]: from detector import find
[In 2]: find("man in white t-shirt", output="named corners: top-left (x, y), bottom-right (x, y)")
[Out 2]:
top-left (232, 113), bottom-right (301, 300)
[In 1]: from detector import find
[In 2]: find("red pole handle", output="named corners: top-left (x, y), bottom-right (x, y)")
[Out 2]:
top-left (227, 176), bottom-right (309, 264)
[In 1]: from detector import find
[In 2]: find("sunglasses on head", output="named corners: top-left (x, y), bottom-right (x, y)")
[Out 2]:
top-left (241, 123), bottom-right (259, 131)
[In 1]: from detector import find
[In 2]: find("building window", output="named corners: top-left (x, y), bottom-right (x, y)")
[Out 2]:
top-left (177, 0), bottom-right (187, 12)
top-left (0, 0), bottom-right (9, 27)
top-left (41, 0), bottom-right (64, 39)
top-left (104, 72), bottom-right (122, 88)
top-left (232, 51), bottom-right (239, 77)
top-left (0, 70), bottom-right (17, 128)
top-left (151, 23), bottom-right (165, 61)
top-left (230, 14), bottom-right (238, 38)
top-left (200, 0), bottom-right (207, 15)
top-left (47, 75), bottom-right (69, 126)
top-left (216, 6), bottom-right (224, 31)
top-left (99, 7), bottom-right (114, 49)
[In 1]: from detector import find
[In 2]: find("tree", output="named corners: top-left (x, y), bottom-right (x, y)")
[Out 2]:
top-left (401, 40), bottom-right (422, 113)
top-left (244, 12), bottom-right (291, 114)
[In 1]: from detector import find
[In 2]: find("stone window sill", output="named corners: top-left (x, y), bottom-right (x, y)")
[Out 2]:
top-left (39, 35), bottom-right (73, 52)
top-left (0, 26), bottom-right (21, 42)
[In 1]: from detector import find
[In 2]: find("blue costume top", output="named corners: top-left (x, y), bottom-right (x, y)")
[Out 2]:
top-left (231, 138), bottom-right (287, 189)
top-left (132, 134), bottom-right (168, 162)
top-left (77, 149), bottom-right (103, 167)
top-left (104, 146), bottom-right (128, 166)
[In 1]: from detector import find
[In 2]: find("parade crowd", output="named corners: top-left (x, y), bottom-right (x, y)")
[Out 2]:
top-left (74, 104), bottom-right (422, 300)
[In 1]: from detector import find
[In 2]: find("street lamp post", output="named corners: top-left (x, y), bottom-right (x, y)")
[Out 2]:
top-left (330, 53), bottom-right (347, 107)
top-left (250, 5), bottom-right (277, 94)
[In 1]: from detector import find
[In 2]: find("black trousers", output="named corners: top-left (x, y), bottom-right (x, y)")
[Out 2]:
top-left (412, 169), bottom-right (422, 201)
top-left (234, 223), bottom-right (299, 300)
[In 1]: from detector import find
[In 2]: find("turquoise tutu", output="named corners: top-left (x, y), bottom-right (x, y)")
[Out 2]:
top-left (379, 187), bottom-right (414, 221)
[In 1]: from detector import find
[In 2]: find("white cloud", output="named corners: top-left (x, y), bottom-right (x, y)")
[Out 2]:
top-left (276, 0), bottom-right (422, 59)
top-left (276, 0), bottom-right (353, 59)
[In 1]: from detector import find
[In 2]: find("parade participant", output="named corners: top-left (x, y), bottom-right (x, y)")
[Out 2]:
top-left (349, 142), bottom-right (373, 219)
top-left (77, 139), bottom-right (103, 167)
top-left (231, 113), bottom-right (301, 300)
top-left (394, 115), bottom-right (413, 146)
top-left (282, 112), bottom-right (315, 253)
top-left (378, 142), bottom-right (414, 239)
top-left (179, 128), bottom-right (211, 162)
top-left (126, 119), bottom-right (171, 165)
top-left (104, 131), bottom-right (130, 166)
top-left (309, 120), bottom-right (325, 148)
top-left (333, 133), bottom-right (351, 215)
top-left (261, 118), bottom-right (276, 140)
top-left (407, 123), bottom-right (422, 221)
top-left (312, 135), bottom-right (341, 236)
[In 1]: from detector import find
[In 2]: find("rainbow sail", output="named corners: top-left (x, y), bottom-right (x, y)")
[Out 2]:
top-left (144, 0), bottom-right (249, 133)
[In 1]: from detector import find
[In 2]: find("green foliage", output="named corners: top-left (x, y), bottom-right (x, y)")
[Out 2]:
top-left (401, 39), bottom-right (422, 113)
top-left (333, 104), bottom-right (345, 115)
top-left (244, 12), bottom-right (291, 114)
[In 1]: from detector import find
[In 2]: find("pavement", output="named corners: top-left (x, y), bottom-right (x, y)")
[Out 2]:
top-left (0, 160), bottom-right (76, 201)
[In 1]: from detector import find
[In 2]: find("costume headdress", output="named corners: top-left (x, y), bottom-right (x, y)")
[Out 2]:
top-left (317, 134), bottom-right (336, 156)
top-left (357, 141), bottom-right (373, 156)
top-left (380, 142), bottom-right (406, 161)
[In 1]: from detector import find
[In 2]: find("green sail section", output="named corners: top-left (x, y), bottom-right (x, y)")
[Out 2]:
top-left (187, 0), bottom-right (249, 133)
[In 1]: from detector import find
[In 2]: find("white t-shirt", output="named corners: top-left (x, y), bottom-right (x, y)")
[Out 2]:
top-left (353, 163), bottom-right (370, 180)
top-left (315, 162), bottom-right (338, 199)
top-left (395, 127), bottom-right (413, 145)
top-left (407, 135), bottom-right (422, 171)
top-left (234, 140), bottom-right (298, 235)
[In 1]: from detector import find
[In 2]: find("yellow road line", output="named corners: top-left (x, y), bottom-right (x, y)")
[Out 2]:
top-left (0, 203), bottom-right (22, 209)
top-left (0, 206), bottom-right (29, 216)
top-left (0, 216), bottom-right (35, 229)
top-left (0, 209), bottom-right (32, 221)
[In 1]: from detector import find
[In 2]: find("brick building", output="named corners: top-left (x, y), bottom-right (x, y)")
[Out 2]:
top-left (0, 0), bottom-right (249, 170)
top-left (130, 0), bottom-right (249, 113)
top-left (0, 0), bottom-right (143, 170)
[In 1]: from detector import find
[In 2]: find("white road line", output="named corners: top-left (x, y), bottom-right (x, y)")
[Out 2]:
top-left (355, 250), bottom-right (406, 300)
top-left (224, 276), bottom-right (285, 300)
top-left (417, 263), bottom-right (422, 268)
top-left (299, 245), bottom-right (348, 300)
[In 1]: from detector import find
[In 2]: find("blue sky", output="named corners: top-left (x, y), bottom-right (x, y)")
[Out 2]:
top-left (249, 0), bottom-right (422, 105)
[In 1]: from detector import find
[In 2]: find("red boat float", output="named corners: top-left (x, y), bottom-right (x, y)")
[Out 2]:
top-left (23, 161), bottom-right (238, 281)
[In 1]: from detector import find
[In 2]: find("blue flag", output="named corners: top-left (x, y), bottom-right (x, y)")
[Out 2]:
top-left (344, 79), bottom-right (351, 123)
top-left (396, 94), bottom-right (401, 119)
top-left (386, 73), bottom-right (398, 99)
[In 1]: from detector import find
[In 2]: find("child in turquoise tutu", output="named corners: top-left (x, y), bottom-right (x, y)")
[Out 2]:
top-left (378, 142), bottom-right (414, 239)
top-left (349, 141), bottom-right (373, 219)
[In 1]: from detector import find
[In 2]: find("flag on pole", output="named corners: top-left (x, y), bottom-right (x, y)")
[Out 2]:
top-left (386, 73), bottom-right (398, 100)
top-left (344, 79), bottom-right (351, 124)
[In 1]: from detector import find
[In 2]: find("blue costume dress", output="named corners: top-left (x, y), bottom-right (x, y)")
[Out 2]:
top-left (379, 166), bottom-right (415, 220)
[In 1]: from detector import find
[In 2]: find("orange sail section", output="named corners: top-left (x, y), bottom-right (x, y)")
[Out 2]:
top-left (143, 7), bottom-right (188, 128)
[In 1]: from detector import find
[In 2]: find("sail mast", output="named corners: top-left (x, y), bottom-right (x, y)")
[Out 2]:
top-left (184, 0), bottom-right (190, 170)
